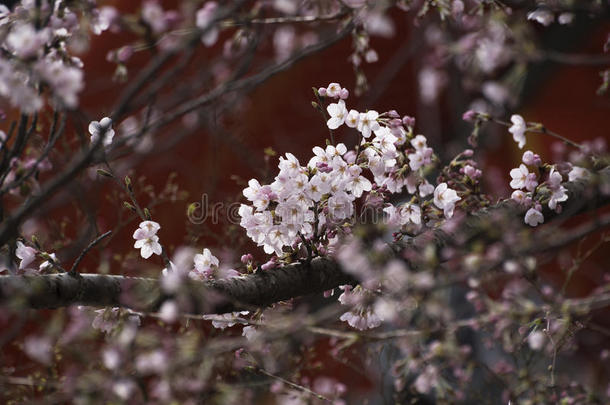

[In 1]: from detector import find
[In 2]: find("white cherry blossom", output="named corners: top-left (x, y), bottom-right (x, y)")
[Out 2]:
top-left (89, 117), bottom-right (115, 147)
top-left (524, 207), bottom-right (544, 227)
top-left (433, 183), bottom-right (461, 218)
top-left (191, 248), bottom-right (220, 279)
top-left (326, 100), bottom-right (348, 129)
top-left (527, 9), bottom-right (554, 26)
top-left (345, 109), bottom-right (359, 128)
top-left (547, 168), bottom-right (568, 210)
top-left (134, 235), bottom-right (162, 259)
top-left (568, 166), bottom-right (589, 182)
top-left (326, 82), bottom-right (342, 98)
top-left (400, 203), bottom-right (422, 225)
top-left (510, 164), bottom-right (538, 191)
top-left (509, 114), bottom-right (526, 149)
top-left (133, 220), bottom-right (162, 259)
top-left (16, 241), bottom-right (36, 270)
top-left (357, 110), bottom-right (380, 138)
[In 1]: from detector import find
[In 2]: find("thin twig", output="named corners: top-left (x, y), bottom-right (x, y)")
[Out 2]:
top-left (69, 230), bottom-right (112, 275)
top-left (251, 366), bottom-right (333, 402)
top-left (492, 118), bottom-right (582, 149)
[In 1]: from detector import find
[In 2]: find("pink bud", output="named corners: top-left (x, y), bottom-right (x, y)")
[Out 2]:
top-left (339, 88), bottom-right (349, 99)
top-left (117, 46), bottom-right (134, 63)
top-left (402, 115), bottom-right (416, 127)
top-left (522, 150), bottom-right (536, 165)
top-left (389, 118), bottom-right (402, 128)
top-left (462, 110), bottom-right (477, 122)
top-left (316, 162), bottom-right (333, 173)
top-left (387, 110), bottom-right (400, 119)
top-left (533, 154), bottom-right (542, 166)
top-left (317, 87), bottom-right (327, 97)
top-left (261, 260), bottom-right (276, 270)
top-left (343, 150), bottom-right (357, 164)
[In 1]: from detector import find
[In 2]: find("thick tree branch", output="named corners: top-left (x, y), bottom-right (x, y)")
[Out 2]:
top-left (0, 257), bottom-right (353, 314)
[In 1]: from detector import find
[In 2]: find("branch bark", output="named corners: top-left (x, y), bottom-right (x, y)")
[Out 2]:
top-left (0, 257), bottom-right (354, 314)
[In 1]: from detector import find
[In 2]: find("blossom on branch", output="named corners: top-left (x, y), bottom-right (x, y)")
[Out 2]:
top-left (509, 114), bottom-right (527, 149)
top-left (133, 221), bottom-right (162, 259)
top-left (433, 182), bottom-right (461, 218)
top-left (89, 117), bottom-right (115, 147)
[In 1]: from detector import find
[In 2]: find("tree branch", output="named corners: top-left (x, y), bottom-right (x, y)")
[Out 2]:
top-left (0, 257), bottom-right (354, 314)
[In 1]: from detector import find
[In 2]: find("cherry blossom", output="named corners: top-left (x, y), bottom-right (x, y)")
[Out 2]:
top-left (339, 310), bottom-right (381, 330)
top-left (524, 207), bottom-right (544, 227)
top-left (16, 241), bottom-right (36, 270)
top-left (89, 117), bottom-right (115, 147)
top-left (527, 9), bottom-right (554, 26)
top-left (92, 7), bottom-right (118, 35)
top-left (35, 58), bottom-right (84, 109)
top-left (558, 13), bottom-right (575, 25)
top-left (509, 164), bottom-right (537, 191)
top-left (24, 336), bottom-right (53, 365)
top-left (527, 330), bottom-right (546, 350)
top-left (433, 183), bottom-right (461, 218)
top-left (511, 190), bottom-right (528, 205)
top-left (6, 22), bottom-right (49, 59)
top-left (568, 166), bottom-right (589, 182)
top-left (326, 100), bottom-right (347, 129)
top-left (133, 220), bottom-right (161, 240)
top-left (243, 179), bottom-right (272, 211)
top-left (325, 82), bottom-right (342, 98)
top-left (547, 168), bottom-right (568, 210)
top-left (522, 150), bottom-right (540, 166)
top-left (39, 253), bottom-right (58, 272)
top-left (345, 109), bottom-right (360, 128)
top-left (196, 2), bottom-right (219, 47)
top-left (509, 114), bottom-right (527, 149)
top-left (134, 235), bottom-right (162, 259)
top-left (400, 203), bottom-right (422, 225)
top-left (142, 1), bottom-right (169, 34)
top-left (133, 221), bottom-right (162, 259)
top-left (357, 110), bottom-right (380, 138)
top-left (191, 248), bottom-right (220, 280)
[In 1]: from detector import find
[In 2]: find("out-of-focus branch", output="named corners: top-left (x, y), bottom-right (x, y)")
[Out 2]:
top-left (150, 19), bottom-right (354, 129)
top-left (0, 129), bottom-right (109, 247)
top-left (539, 51), bottom-right (610, 66)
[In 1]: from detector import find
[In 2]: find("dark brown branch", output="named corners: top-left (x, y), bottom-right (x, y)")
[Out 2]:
top-left (0, 257), bottom-right (354, 314)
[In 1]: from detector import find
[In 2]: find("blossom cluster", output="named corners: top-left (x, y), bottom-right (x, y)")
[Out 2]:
top-left (510, 150), bottom-right (588, 226)
top-left (0, 2), bottom-right (87, 112)
top-left (239, 83), bottom-right (462, 258)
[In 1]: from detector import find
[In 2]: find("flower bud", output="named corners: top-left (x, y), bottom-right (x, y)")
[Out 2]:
top-left (402, 115), bottom-right (416, 127)
top-left (462, 110), bottom-right (477, 122)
